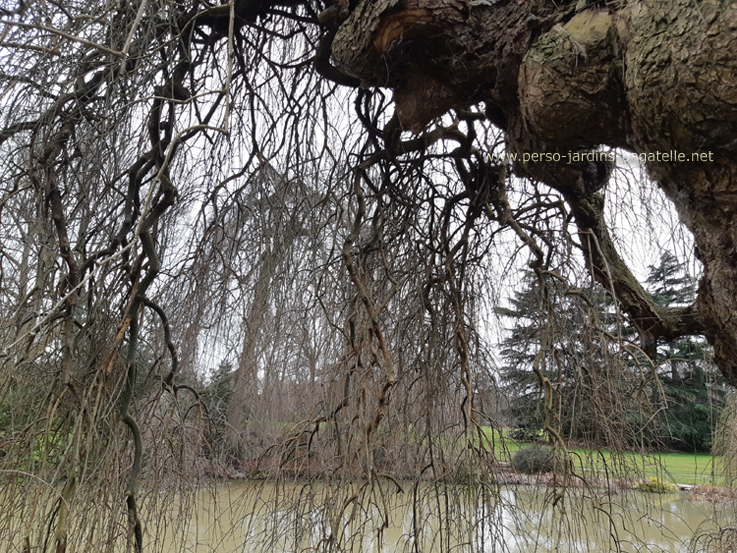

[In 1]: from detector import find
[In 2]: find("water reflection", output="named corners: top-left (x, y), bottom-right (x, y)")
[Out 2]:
top-left (157, 482), bottom-right (727, 553)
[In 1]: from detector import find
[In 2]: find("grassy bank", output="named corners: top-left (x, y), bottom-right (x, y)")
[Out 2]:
top-left (482, 428), bottom-right (726, 487)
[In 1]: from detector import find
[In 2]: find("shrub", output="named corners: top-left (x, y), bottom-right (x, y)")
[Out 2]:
top-left (635, 477), bottom-right (679, 493)
top-left (509, 427), bottom-right (544, 442)
top-left (512, 445), bottom-right (561, 474)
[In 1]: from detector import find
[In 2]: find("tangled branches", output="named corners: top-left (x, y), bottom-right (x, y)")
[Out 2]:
top-left (0, 1), bottom-right (729, 551)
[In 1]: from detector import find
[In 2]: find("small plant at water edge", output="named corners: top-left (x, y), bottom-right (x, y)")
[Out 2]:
top-left (635, 477), bottom-right (679, 493)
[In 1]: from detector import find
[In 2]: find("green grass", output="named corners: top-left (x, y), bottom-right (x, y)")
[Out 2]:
top-left (480, 427), bottom-right (727, 487)
top-left (569, 448), bottom-right (722, 487)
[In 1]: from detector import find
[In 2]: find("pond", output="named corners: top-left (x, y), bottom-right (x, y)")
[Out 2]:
top-left (145, 481), bottom-right (731, 553)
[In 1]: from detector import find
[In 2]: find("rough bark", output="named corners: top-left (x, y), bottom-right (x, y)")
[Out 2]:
top-left (330, 0), bottom-right (737, 384)
top-left (331, 0), bottom-right (559, 133)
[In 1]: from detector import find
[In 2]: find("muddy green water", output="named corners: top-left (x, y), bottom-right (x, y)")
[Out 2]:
top-left (3, 481), bottom-right (732, 552)
top-left (145, 482), bottom-right (731, 553)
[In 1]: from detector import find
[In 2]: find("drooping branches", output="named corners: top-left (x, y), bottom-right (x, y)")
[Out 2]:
top-left (1, 0), bottom-right (735, 550)
top-left (329, 0), bottom-right (737, 383)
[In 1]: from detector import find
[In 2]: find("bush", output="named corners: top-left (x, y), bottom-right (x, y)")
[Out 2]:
top-left (508, 427), bottom-right (544, 442)
top-left (512, 445), bottom-right (561, 474)
top-left (635, 477), bottom-right (679, 493)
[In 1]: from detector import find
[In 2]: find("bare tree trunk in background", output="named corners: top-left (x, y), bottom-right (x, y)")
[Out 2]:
top-left (228, 246), bottom-right (281, 444)
top-left (226, 170), bottom-right (310, 447)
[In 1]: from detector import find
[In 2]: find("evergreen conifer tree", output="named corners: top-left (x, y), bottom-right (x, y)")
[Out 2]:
top-left (645, 252), bottom-right (725, 451)
top-left (498, 253), bottom-right (725, 451)
top-left (497, 273), bottom-right (617, 443)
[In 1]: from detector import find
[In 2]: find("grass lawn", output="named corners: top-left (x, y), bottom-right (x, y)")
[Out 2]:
top-left (569, 449), bottom-right (722, 486)
top-left (480, 427), bottom-right (727, 487)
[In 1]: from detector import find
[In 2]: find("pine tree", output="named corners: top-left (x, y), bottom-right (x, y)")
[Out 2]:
top-left (645, 251), bottom-right (695, 307)
top-left (201, 361), bottom-right (236, 443)
top-left (497, 273), bottom-right (617, 443)
top-left (496, 273), bottom-right (547, 439)
top-left (645, 251), bottom-right (725, 451)
top-left (499, 254), bottom-right (726, 451)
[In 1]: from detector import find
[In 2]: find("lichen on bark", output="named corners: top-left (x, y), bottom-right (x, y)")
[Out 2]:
top-left (519, 9), bottom-right (627, 147)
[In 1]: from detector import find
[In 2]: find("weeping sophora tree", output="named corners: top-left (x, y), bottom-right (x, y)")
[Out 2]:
top-left (0, 0), bottom-right (736, 551)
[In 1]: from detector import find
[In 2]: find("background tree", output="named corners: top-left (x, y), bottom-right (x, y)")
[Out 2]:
top-left (646, 251), bottom-right (695, 308)
top-left (499, 253), bottom-right (727, 452)
top-left (498, 271), bottom-right (652, 447)
top-left (645, 252), bottom-right (726, 451)
top-left (496, 273), bottom-right (547, 440)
